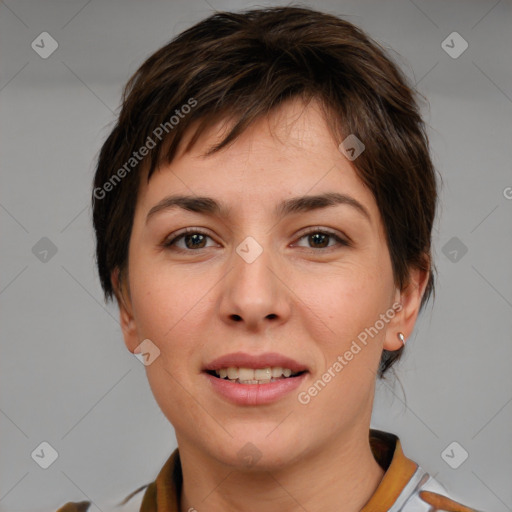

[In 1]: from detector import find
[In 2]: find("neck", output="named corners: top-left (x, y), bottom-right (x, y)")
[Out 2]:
top-left (177, 427), bottom-right (385, 512)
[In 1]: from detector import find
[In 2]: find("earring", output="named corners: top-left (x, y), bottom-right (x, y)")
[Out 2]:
top-left (397, 332), bottom-right (406, 346)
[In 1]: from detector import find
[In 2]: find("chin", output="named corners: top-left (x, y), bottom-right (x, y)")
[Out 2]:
top-left (205, 430), bottom-right (308, 471)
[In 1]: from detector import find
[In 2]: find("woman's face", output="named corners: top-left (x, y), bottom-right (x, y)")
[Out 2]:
top-left (116, 98), bottom-right (425, 468)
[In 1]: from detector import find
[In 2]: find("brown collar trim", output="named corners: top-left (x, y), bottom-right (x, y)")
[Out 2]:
top-left (141, 429), bottom-right (416, 512)
top-left (361, 430), bottom-right (418, 511)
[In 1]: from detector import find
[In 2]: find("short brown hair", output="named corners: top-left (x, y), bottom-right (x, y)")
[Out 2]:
top-left (92, 5), bottom-right (438, 377)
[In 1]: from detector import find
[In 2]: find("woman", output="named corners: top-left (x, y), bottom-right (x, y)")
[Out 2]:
top-left (58, 6), bottom-right (481, 512)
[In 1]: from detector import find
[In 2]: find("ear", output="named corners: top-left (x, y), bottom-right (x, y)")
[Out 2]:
top-left (383, 266), bottom-right (430, 351)
top-left (111, 267), bottom-right (139, 354)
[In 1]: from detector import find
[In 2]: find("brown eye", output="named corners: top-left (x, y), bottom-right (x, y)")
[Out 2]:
top-left (294, 229), bottom-right (349, 250)
top-left (162, 229), bottom-right (216, 251)
top-left (182, 233), bottom-right (208, 249)
top-left (308, 232), bottom-right (330, 248)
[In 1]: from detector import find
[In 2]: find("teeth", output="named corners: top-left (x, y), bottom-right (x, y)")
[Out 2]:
top-left (238, 367), bottom-right (255, 381)
top-left (254, 368), bottom-right (271, 379)
top-left (227, 367), bottom-right (238, 379)
top-left (213, 366), bottom-right (300, 382)
top-left (271, 367), bottom-right (283, 378)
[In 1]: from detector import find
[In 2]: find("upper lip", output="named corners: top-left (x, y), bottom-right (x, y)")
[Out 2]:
top-left (203, 352), bottom-right (309, 373)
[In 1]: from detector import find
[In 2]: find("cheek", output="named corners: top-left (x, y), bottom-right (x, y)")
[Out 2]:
top-left (130, 261), bottom-right (204, 337)
top-left (131, 267), bottom-right (208, 422)
top-left (304, 260), bottom-right (393, 337)
top-left (298, 271), bottom-right (389, 418)
top-left (129, 261), bottom-right (221, 380)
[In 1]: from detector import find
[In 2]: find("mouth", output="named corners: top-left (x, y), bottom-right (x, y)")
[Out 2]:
top-left (205, 367), bottom-right (308, 385)
top-left (202, 352), bottom-right (309, 405)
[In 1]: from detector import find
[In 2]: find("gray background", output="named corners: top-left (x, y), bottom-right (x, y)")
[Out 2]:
top-left (1, 0), bottom-right (511, 511)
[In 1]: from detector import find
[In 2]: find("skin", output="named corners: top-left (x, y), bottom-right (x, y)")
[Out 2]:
top-left (112, 97), bottom-right (429, 512)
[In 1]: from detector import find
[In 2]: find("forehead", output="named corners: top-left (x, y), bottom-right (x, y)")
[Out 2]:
top-left (135, 98), bottom-right (378, 222)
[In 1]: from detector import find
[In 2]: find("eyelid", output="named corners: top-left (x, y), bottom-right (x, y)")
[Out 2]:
top-left (160, 227), bottom-right (216, 247)
top-left (161, 226), bottom-right (351, 251)
top-left (293, 226), bottom-right (351, 248)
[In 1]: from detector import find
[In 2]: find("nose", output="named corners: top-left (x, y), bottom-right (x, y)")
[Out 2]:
top-left (218, 239), bottom-right (291, 332)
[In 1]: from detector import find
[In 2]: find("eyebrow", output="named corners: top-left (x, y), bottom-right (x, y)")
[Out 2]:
top-left (145, 192), bottom-right (371, 224)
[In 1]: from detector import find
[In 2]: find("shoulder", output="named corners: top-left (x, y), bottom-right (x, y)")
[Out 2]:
top-left (55, 484), bottom-right (146, 512)
top-left (419, 489), bottom-right (482, 512)
top-left (403, 468), bottom-right (483, 512)
top-left (368, 429), bottom-right (482, 512)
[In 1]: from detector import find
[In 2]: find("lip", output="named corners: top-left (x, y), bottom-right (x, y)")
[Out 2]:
top-left (203, 371), bottom-right (308, 405)
top-left (203, 351), bottom-right (309, 373)
top-left (202, 351), bottom-right (309, 406)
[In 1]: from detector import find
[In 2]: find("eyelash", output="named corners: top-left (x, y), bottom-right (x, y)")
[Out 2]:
top-left (161, 227), bottom-right (350, 252)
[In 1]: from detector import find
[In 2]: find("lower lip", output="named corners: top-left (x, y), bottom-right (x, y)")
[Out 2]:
top-left (203, 372), bottom-right (308, 405)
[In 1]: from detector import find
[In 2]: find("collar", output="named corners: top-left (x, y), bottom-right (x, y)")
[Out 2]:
top-left (361, 430), bottom-right (419, 511)
top-left (138, 429), bottom-right (419, 512)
